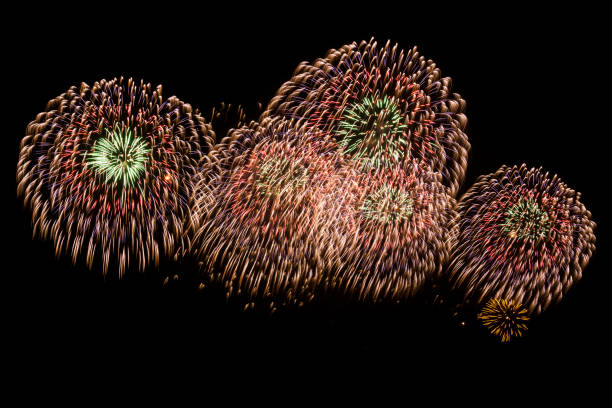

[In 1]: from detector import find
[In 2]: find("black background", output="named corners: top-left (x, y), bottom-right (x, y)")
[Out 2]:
top-left (5, 5), bottom-right (609, 383)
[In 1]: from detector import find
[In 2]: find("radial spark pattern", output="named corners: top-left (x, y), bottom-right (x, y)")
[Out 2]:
top-left (17, 77), bottom-right (214, 276)
top-left (321, 162), bottom-right (457, 302)
top-left (262, 38), bottom-right (469, 196)
top-left (189, 119), bottom-right (345, 306)
top-left (448, 164), bottom-right (596, 314)
top-left (361, 183), bottom-right (414, 225)
top-left (86, 125), bottom-right (151, 188)
top-left (478, 298), bottom-right (530, 342)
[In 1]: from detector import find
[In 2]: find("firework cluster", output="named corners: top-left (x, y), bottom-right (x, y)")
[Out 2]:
top-left (185, 38), bottom-right (466, 304)
top-left (189, 117), bottom-right (456, 304)
top-left (17, 39), bottom-right (597, 342)
top-left (17, 77), bottom-right (214, 276)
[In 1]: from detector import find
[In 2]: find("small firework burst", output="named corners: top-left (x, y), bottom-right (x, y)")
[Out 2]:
top-left (16, 77), bottom-right (215, 276)
top-left (500, 197), bottom-right (551, 241)
top-left (336, 95), bottom-right (409, 168)
top-left (321, 162), bottom-right (457, 302)
top-left (448, 164), bottom-right (596, 314)
top-left (189, 118), bottom-right (344, 306)
top-left (478, 298), bottom-right (530, 342)
top-left (86, 125), bottom-right (151, 188)
top-left (262, 38), bottom-right (469, 196)
top-left (361, 183), bottom-right (414, 225)
top-left (253, 156), bottom-right (309, 197)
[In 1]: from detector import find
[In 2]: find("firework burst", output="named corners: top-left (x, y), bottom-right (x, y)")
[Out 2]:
top-left (448, 164), bottom-right (596, 314)
top-left (189, 119), bottom-right (346, 306)
top-left (262, 38), bottom-right (469, 196)
top-left (478, 298), bottom-right (530, 342)
top-left (86, 125), bottom-right (151, 188)
top-left (320, 161), bottom-right (457, 302)
top-left (17, 77), bottom-right (214, 276)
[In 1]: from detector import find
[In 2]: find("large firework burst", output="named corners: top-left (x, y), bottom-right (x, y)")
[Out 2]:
top-left (478, 298), bottom-right (530, 342)
top-left (321, 161), bottom-right (457, 302)
top-left (17, 77), bottom-right (214, 276)
top-left (448, 164), bottom-right (596, 315)
top-left (262, 38), bottom-right (469, 196)
top-left (189, 119), bottom-right (346, 306)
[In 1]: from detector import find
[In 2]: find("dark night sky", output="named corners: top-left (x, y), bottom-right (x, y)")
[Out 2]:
top-left (5, 5), bottom-right (609, 384)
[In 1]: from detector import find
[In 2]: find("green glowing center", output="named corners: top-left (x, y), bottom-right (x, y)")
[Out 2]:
top-left (86, 126), bottom-right (150, 187)
top-left (336, 95), bottom-right (408, 168)
top-left (361, 184), bottom-right (413, 224)
top-left (501, 198), bottom-right (551, 240)
top-left (255, 157), bottom-right (308, 196)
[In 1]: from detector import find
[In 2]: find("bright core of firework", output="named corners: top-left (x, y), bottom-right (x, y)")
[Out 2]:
top-left (336, 95), bottom-right (408, 168)
top-left (86, 126), bottom-right (150, 188)
top-left (255, 157), bottom-right (309, 197)
top-left (478, 298), bottom-right (530, 342)
top-left (361, 184), bottom-right (413, 225)
top-left (501, 197), bottom-right (551, 241)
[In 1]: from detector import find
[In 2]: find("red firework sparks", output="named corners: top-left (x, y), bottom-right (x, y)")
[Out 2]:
top-left (448, 164), bottom-right (596, 314)
top-left (189, 118), bottom-right (345, 306)
top-left (319, 161), bottom-right (457, 302)
top-left (262, 38), bottom-right (469, 197)
top-left (17, 77), bottom-right (214, 276)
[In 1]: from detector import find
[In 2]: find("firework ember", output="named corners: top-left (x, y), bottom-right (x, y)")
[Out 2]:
top-left (321, 161), bottom-right (457, 302)
top-left (189, 119), bottom-right (346, 306)
top-left (448, 164), bottom-right (596, 315)
top-left (17, 77), bottom-right (215, 276)
top-left (262, 38), bottom-right (469, 196)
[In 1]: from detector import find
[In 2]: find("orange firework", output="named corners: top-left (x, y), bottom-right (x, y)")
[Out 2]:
top-left (478, 298), bottom-right (530, 342)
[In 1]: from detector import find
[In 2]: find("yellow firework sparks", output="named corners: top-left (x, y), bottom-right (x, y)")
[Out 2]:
top-left (478, 298), bottom-right (530, 342)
